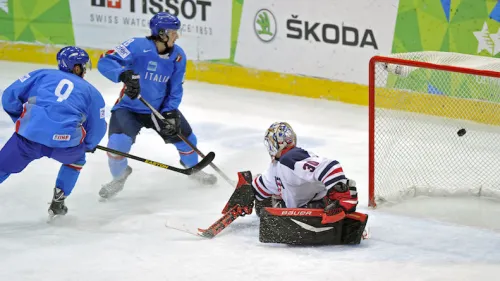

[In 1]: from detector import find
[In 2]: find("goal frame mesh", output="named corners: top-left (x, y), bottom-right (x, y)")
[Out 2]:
top-left (368, 55), bottom-right (500, 208)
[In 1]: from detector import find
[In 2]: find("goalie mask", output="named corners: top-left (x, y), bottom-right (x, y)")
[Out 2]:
top-left (264, 122), bottom-right (297, 160)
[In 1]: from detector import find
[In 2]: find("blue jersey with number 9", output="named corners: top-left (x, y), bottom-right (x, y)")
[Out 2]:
top-left (1, 69), bottom-right (107, 149)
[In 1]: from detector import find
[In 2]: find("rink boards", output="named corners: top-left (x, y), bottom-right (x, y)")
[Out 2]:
top-left (0, 42), bottom-right (369, 105)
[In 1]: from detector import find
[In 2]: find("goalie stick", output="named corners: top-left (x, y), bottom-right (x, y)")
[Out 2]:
top-left (96, 145), bottom-right (215, 176)
top-left (165, 205), bottom-right (242, 238)
top-left (166, 171), bottom-right (253, 238)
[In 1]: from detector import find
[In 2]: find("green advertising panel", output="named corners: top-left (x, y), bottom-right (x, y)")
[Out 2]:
top-left (391, 0), bottom-right (500, 102)
top-left (0, 0), bottom-right (74, 45)
top-left (393, 0), bottom-right (500, 56)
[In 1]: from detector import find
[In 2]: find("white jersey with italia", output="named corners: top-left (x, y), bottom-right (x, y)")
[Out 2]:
top-left (252, 147), bottom-right (347, 208)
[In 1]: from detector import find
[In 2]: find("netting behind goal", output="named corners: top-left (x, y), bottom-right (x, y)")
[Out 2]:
top-left (369, 51), bottom-right (500, 207)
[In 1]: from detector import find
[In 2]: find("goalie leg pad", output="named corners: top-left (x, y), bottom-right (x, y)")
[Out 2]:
top-left (259, 208), bottom-right (344, 245)
top-left (254, 197), bottom-right (272, 217)
top-left (341, 212), bottom-right (369, 245)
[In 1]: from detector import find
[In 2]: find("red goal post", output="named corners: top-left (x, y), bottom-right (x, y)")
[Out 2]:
top-left (368, 52), bottom-right (500, 207)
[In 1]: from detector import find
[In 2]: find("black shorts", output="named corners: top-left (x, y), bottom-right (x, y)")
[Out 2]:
top-left (108, 108), bottom-right (193, 143)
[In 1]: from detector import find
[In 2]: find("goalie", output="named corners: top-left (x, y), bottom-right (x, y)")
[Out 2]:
top-left (223, 122), bottom-right (368, 245)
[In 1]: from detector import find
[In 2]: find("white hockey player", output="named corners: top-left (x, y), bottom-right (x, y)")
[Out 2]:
top-left (222, 122), bottom-right (368, 245)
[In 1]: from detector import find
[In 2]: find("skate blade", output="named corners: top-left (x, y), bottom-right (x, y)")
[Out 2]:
top-left (189, 177), bottom-right (218, 186)
top-left (47, 213), bottom-right (65, 224)
top-left (98, 189), bottom-right (121, 202)
top-left (98, 192), bottom-right (121, 202)
top-left (99, 194), bottom-right (112, 202)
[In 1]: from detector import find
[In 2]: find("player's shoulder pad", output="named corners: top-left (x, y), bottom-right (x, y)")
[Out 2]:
top-left (113, 37), bottom-right (145, 59)
top-left (126, 37), bottom-right (149, 47)
top-left (171, 44), bottom-right (186, 63)
top-left (279, 147), bottom-right (311, 171)
top-left (22, 68), bottom-right (52, 79)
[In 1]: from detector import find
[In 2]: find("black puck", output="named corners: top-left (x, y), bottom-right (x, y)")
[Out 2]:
top-left (457, 128), bottom-right (466, 137)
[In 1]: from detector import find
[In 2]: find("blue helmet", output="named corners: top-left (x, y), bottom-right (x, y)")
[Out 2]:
top-left (56, 46), bottom-right (91, 73)
top-left (149, 12), bottom-right (181, 36)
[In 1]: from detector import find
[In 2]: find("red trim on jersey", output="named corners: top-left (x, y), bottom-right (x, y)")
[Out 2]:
top-left (179, 149), bottom-right (194, 155)
top-left (65, 164), bottom-right (83, 171)
top-left (15, 120), bottom-right (20, 133)
top-left (15, 104), bottom-right (27, 133)
top-left (254, 177), bottom-right (271, 197)
top-left (115, 86), bottom-right (126, 105)
top-left (79, 126), bottom-right (87, 143)
top-left (322, 167), bottom-right (344, 183)
top-left (20, 104), bottom-right (27, 118)
top-left (107, 152), bottom-right (125, 160)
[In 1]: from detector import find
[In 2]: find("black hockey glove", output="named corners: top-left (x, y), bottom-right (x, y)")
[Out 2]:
top-left (119, 70), bottom-right (140, 99)
top-left (160, 110), bottom-right (180, 136)
top-left (222, 171), bottom-right (255, 216)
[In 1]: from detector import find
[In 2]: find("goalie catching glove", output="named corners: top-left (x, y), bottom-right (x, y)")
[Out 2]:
top-left (324, 179), bottom-right (358, 215)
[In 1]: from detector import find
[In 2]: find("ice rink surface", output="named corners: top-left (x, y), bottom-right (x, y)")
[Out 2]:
top-left (0, 61), bottom-right (499, 281)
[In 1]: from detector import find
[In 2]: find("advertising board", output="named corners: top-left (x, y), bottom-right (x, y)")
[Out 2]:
top-left (234, 0), bottom-right (399, 84)
top-left (393, 0), bottom-right (500, 58)
top-left (69, 0), bottom-right (232, 60)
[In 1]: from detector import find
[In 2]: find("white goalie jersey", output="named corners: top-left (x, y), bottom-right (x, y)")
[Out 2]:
top-left (252, 147), bottom-right (347, 208)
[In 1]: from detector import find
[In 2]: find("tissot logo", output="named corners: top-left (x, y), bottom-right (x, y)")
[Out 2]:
top-left (89, 0), bottom-right (214, 36)
top-left (91, 0), bottom-right (122, 9)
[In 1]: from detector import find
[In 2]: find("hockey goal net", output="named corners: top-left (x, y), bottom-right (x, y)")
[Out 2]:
top-left (369, 51), bottom-right (500, 207)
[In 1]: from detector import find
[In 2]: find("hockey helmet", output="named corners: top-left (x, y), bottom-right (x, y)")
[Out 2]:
top-left (56, 46), bottom-right (91, 73)
top-left (264, 122), bottom-right (297, 159)
top-left (150, 12), bottom-right (181, 37)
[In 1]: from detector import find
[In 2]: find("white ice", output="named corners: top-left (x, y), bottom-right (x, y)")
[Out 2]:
top-left (0, 61), bottom-right (499, 281)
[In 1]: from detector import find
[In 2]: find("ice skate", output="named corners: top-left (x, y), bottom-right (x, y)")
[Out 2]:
top-left (99, 166), bottom-right (133, 199)
top-left (48, 187), bottom-right (68, 219)
top-left (190, 169), bottom-right (217, 185)
top-left (181, 160), bottom-right (217, 185)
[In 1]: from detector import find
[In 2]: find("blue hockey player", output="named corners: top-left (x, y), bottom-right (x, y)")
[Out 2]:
top-left (97, 12), bottom-right (216, 199)
top-left (0, 46), bottom-right (107, 217)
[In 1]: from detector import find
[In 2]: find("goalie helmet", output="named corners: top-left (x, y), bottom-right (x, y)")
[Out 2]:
top-left (264, 122), bottom-right (297, 160)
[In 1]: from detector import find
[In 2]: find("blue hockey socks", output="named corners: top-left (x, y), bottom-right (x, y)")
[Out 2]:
top-left (174, 133), bottom-right (198, 167)
top-left (55, 159), bottom-right (86, 196)
top-left (107, 133), bottom-right (133, 178)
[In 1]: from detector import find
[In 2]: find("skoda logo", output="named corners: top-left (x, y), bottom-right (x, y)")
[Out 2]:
top-left (254, 9), bottom-right (277, 42)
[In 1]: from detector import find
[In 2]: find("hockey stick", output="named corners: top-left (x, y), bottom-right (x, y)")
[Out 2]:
top-left (197, 205), bottom-right (242, 238)
top-left (96, 145), bottom-right (215, 176)
top-left (165, 205), bottom-right (242, 238)
top-left (138, 95), bottom-right (235, 186)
